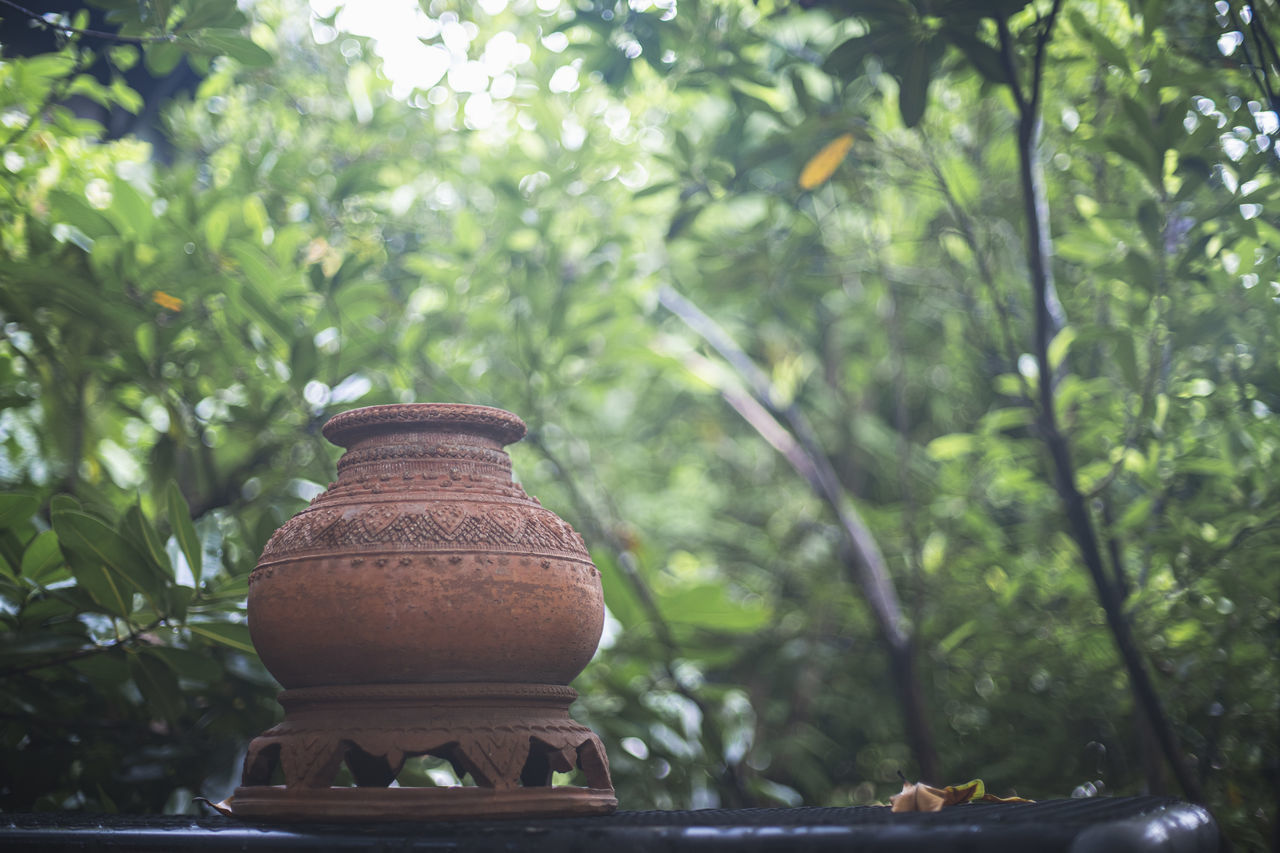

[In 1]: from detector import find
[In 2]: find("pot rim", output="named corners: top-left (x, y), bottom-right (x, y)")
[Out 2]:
top-left (322, 403), bottom-right (528, 448)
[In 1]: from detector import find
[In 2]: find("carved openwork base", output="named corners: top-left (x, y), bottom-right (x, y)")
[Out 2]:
top-left (231, 683), bottom-right (616, 821)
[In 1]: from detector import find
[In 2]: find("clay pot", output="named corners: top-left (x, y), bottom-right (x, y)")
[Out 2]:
top-left (233, 404), bottom-right (615, 821)
top-left (247, 403), bottom-right (605, 689)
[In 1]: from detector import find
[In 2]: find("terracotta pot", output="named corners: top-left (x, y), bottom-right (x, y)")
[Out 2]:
top-left (247, 403), bottom-right (605, 688)
top-left (233, 404), bottom-right (615, 821)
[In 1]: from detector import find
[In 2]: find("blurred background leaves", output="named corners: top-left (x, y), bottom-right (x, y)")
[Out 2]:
top-left (0, 0), bottom-right (1276, 847)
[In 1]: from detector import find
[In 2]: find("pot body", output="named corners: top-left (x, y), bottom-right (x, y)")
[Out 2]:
top-left (247, 404), bottom-right (604, 689)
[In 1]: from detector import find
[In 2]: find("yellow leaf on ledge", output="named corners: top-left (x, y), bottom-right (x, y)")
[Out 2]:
top-left (890, 778), bottom-right (1032, 812)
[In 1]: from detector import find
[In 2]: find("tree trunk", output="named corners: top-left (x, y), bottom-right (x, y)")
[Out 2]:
top-left (998, 7), bottom-right (1204, 804)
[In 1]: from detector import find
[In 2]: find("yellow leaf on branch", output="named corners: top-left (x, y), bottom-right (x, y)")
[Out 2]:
top-left (798, 132), bottom-right (855, 190)
top-left (152, 291), bottom-right (183, 312)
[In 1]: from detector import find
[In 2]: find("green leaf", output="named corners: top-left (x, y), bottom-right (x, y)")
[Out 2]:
top-left (148, 0), bottom-right (174, 30)
top-left (0, 528), bottom-right (23, 577)
top-left (1068, 10), bottom-right (1130, 72)
top-left (1047, 326), bottom-right (1076, 371)
top-left (20, 530), bottom-right (65, 582)
top-left (192, 29), bottom-right (272, 67)
top-left (107, 45), bottom-right (139, 72)
top-left (66, 75), bottom-right (115, 110)
top-left (0, 493), bottom-right (39, 529)
top-left (187, 621), bottom-right (255, 653)
top-left (1141, 0), bottom-right (1169, 37)
top-left (145, 644), bottom-right (222, 682)
top-left (938, 620), bottom-right (977, 654)
top-left (108, 77), bottom-right (143, 114)
top-left (595, 551), bottom-right (644, 629)
top-left (1176, 457), bottom-right (1235, 477)
top-left (144, 41), bottom-right (183, 76)
top-left (660, 582), bottom-right (770, 632)
top-left (823, 35), bottom-right (873, 80)
top-left (203, 200), bottom-right (233, 250)
top-left (52, 510), bottom-right (157, 617)
top-left (166, 481), bottom-right (202, 588)
top-left (945, 29), bottom-right (1006, 84)
top-left (0, 631), bottom-right (87, 667)
top-left (49, 495), bottom-right (80, 515)
top-left (1124, 247), bottom-right (1157, 291)
top-left (164, 584), bottom-right (194, 623)
top-left (1117, 496), bottom-right (1154, 531)
top-left (290, 334), bottom-right (317, 388)
top-left (1137, 199), bottom-right (1163, 249)
top-left (1174, 156), bottom-right (1211, 201)
top-left (105, 180), bottom-right (153, 238)
top-left (123, 504), bottom-right (173, 580)
top-left (64, 555), bottom-right (132, 617)
top-left (127, 651), bottom-right (184, 723)
top-left (979, 406), bottom-right (1035, 433)
top-left (927, 433), bottom-right (976, 460)
top-left (897, 41), bottom-right (933, 128)
top-left (47, 190), bottom-right (116, 238)
top-left (634, 181), bottom-right (678, 199)
top-left (176, 1), bottom-right (247, 33)
top-left (19, 53), bottom-right (75, 82)
top-left (1119, 95), bottom-right (1155, 145)
top-left (1112, 331), bottom-right (1140, 391)
top-left (1104, 132), bottom-right (1160, 188)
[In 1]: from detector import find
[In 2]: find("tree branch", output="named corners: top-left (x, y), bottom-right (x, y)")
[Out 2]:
top-left (999, 3), bottom-right (1205, 804)
top-left (996, 16), bottom-right (1029, 115)
top-left (1028, 0), bottom-right (1064, 118)
top-left (659, 284), bottom-right (938, 780)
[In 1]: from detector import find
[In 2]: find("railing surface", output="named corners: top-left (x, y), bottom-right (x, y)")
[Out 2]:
top-left (1, 796), bottom-right (1218, 852)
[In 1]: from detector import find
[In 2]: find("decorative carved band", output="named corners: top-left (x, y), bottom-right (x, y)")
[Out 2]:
top-left (258, 502), bottom-right (591, 562)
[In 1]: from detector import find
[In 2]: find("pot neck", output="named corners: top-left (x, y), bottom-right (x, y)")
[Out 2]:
top-left (335, 426), bottom-right (514, 483)
top-left (320, 404), bottom-right (529, 498)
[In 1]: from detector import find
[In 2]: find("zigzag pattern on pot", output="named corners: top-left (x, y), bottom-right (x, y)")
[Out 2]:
top-left (259, 503), bottom-right (590, 561)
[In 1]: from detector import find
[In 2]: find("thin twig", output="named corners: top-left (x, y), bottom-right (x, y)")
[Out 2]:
top-left (1231, 4), bottom-right (1280, 119)
top-left (1028, 0), bottom-right (1063, 119)
top-left (0, 619), bottom-right (163, 679)
top-left (995, 16), bottom-right (1028, 114)
top-left (0, 0), bottom-right (176, 44)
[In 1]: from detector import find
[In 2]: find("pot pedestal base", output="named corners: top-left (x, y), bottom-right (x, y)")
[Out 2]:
top-left (232, 683), bottom-right (616, 822)
top-left (230, 785), bottom-right (618, 822)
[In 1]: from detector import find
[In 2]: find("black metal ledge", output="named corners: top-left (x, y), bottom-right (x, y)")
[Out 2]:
top-left (1, 796), bottom-right (1218, 852)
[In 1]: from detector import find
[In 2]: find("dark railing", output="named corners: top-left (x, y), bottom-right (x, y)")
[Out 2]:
top-left (1, 796), bottom-right (1218, 852)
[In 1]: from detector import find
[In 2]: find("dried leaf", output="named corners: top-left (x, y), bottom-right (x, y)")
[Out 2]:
top-left (194, 795), bottom-right (235, 817)
top-left (890, 781), bottom-right (948, 812)
top-left (891, 777), bottom-right (1030, 811)
top-left (799, 132), bottom-right (855, 190)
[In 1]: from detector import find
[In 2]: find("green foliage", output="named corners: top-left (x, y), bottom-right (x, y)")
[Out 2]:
top-left (0, 0), bottom-right (1276, 846)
